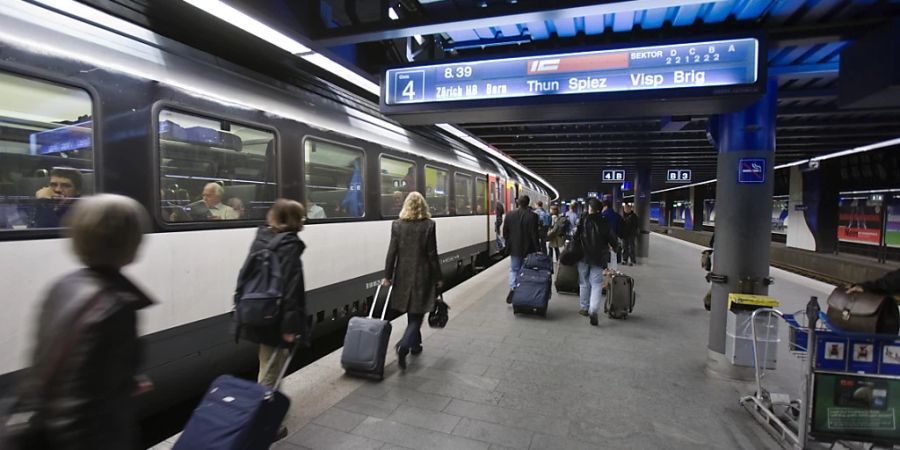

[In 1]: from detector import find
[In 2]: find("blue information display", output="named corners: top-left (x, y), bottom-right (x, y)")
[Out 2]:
top-left (384, 38), bottom-right (758, 106)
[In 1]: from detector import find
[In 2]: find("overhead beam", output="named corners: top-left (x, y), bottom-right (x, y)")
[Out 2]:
top-left (769, 62), bottom-right (839, 77)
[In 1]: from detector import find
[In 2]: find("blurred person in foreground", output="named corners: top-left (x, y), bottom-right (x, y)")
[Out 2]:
top-left (14, 194), bottom-right (154, 450)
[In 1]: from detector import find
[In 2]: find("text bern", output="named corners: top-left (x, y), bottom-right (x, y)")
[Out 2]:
top-left (630, 70), bottom-right (706, 87)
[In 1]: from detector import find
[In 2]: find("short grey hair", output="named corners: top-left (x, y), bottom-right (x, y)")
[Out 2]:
top-left (64, 194), bottom-right (150, 269)
top-left (204, 182), bottom-right (225, 197)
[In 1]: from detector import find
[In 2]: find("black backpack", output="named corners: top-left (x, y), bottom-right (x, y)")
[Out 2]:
top-left (234, 233), bottom-right (288, 328)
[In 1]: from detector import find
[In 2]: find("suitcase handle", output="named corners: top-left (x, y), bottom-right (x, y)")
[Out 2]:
top-left (265, 338), bottom-right (302, 391)
top-left (369, 284), bottom-right (393, 320)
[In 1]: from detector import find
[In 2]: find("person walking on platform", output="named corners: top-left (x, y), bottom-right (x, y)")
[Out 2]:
top-left (494, 200), bottom-right (505, 249)
top-left (847, 268), bottom-right (900, 296)
top-left (503, 195), bottom-right (541, 303)
top-left (621, 203), bottom-right (639, 266)
top-left (8, 194), bottom-right (154, 450)
top-left (534, 201), bottom-right (551, 254)
top-left (601, 199), bottom-right (623, 267)
top-left (565, 201), bottom-right (579, 238)
top-left (575, 198), bottom-right (620, 325)
top-left (237, 199), bottom-right (309, 390)
top-left (383, 192), bottom-right (443, 370)
top-left (547, 205), bottom-right (566, 263)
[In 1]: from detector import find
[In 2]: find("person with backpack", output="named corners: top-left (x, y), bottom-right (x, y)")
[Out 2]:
top-left (534, 201), bottom-right (551, 254)
top-left (235, 199), bottom-right (309, 389)
top-left (546, 205), bottom-right (567, 263)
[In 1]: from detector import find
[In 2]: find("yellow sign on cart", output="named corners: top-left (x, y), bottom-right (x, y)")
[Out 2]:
top-left (728, 293), bottom-right (779, 310)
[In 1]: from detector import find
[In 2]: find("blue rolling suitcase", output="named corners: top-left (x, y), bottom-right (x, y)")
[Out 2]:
top-left (341, 285), bottom-right (392, 380)
top-left (523, 252), bottom-right (553, 272)
top-left (173, 341), bottom-right (300, 450)
top-left (511, 266), bottom-right (552, 317)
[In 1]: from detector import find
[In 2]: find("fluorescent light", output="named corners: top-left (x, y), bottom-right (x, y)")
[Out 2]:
top-left (388, 7), bottom-right (399, 20)
top-left (774, 159), bottom-right (808, 170)
top-left (182, 0), bottom-right (310, 55)
top-left (840, 188), bottom-right (900, 195)
top-left (810, 137), bottom-right (900, 162)
top-left (301, 53), bottom-right (380, 95)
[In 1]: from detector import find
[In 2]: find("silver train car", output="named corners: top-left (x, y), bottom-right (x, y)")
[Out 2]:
top-left (0, 1), bottom-right (552, 415)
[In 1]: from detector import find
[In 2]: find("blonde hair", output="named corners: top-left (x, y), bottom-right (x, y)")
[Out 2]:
top-left (267, 198), bottom-right (306, 233)
top-left (398, 191), bottom-right (430, 221)
top-left (64, 194), bottom-right (150, 269)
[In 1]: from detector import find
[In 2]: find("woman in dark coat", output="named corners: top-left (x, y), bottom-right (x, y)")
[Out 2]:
top-left (13, 194), bottom-right (153, 450)
top-left (238, 199), bottom-right (309, 388)
top-left (382, 192), bottom-right (443, 370)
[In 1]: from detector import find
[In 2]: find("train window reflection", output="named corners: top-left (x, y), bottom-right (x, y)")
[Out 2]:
top-left (158, 109), bottom-right (276, 223)
top-left (305, 138), bottom-right (365, 220)
top-left (475, 178), bottom-right (486, 215)
top-left (454, 173), bottom-right (473, 215)
top-left (0, 71), bottom-right (94, 231)
top-left (380, 155), bottom-right (415, 217)
top-left (425, 166), bottom-right (448, 216)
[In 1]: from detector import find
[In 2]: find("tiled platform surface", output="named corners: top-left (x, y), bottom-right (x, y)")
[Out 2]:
top-left (270, 233), bottom-right (836, 450)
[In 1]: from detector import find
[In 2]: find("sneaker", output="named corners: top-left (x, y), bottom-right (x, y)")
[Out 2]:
top-left (410, 345), bottom-right (423, 355)
top-left (589, 314), bottom-right (599, 326)
top-left (506, 290), bottom-right (514, 304)
top-left (395, 343), bottom-right (408, 370)
top-left (578, 309), bottom-right (589, 316)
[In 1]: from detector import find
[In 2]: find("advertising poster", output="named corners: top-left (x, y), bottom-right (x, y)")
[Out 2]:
top-left (650, 202), bottom-right (660, 222)
top-left (837, 198), bottom-right (883, 245)
top-left (887, 196), bottom-right (900, 248)
top-left (772, 198), bottom-right (789, 235)
top-left (703, 199), bottom-right (716, 226)
top-left (812, 373), bottom-right (900, 443)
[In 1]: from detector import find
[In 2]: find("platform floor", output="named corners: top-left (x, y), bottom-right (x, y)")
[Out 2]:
top-left (264, 233), bottom-right (836, 450)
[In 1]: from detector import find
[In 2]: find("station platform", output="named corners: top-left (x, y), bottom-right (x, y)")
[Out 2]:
top-left (152, 233), bottom-right (838, 450)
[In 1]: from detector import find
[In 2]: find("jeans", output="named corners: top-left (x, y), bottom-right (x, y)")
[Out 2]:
top-left (509, 255), bottom-right (523, 289)
top-left (608, 250), bottom-right (619, 271)
top-left (577, 262), bottom-right (605, 316)
top-left (623, 237), bottom-right (636, 264)
top-left (258, 344), bottom-right (289, 388)
top-left (399, 313), bottom-right (424, 350)
top-left (548, 245), bottom-right (560, 262)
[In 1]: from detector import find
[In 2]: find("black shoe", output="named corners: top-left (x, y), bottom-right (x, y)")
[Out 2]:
top-left (589, 314), bottom-right (599, 326)
top-left (506, 290), bottom-right (514, 304)
top-left (578, 309), bottom-right (589, 317)
top-left (410, 345), bottom-right (423, 355)
top-left (395, 343), bottom-right (408, 370)
top-left (275, 426), bottom-right (288, 441)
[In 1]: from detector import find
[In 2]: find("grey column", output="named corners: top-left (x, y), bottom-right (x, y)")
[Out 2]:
top-left (707, 79), bottom-right (778, 379)
top-left (634, 164), bottom-right (651, 258)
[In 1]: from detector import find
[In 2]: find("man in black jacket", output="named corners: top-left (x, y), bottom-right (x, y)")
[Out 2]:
top-left (502, 195), bottom-right (540, 302)
top-left (847, 268), bottom-right (900, 296)
top-left (620, 203), bottom-right (639, 266)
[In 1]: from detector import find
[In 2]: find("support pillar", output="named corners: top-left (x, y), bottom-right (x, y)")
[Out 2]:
top-left (659, 193), bottom-right (670, 226)
top-left (707, 79), bottom-right (778, 379)
top-left (686, 186), bottom-right (705, 231)
top-left (786, 162), bottom-right (840, 252)
top-left (612, 184), bottom-right (623, 214)
top-left (635, 164), bottom-right (651, 258)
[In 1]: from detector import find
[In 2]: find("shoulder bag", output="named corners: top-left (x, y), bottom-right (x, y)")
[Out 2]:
top-left (825, 287), bottom-right (900, 335)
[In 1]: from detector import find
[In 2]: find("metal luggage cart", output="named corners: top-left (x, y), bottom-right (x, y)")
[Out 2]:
top-left (742, 297), bottom-right (900, 450)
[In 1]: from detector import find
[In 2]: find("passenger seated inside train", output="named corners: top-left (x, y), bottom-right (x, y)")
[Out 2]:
top-left (177, 182), bottom-right (239, 221)
top-left (306, 198), bottom-right (326, 219)
top-left (32, 167), bottom-right (83, 228)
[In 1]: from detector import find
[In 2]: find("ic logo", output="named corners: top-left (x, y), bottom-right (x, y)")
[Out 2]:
top-left (528, 59), bottom-right (560, 73)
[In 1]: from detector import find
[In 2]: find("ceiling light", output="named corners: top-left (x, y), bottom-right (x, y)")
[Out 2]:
top-left (388, 7), bottom-right (399, 20)
top-left (182, 0), bottom-right (310, 55)
top-left (301, 53), bottom-right (380, 95)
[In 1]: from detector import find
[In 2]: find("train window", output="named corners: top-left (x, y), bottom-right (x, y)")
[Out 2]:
top-left (425, 165), bottom-right (448, 216)
top-left (159, 109), bottom-right (276, 223)
top-left (380, 155), bottom-right (416, 217)
top-left (0, 72), bottom-right (94, 231)
top-left (305, 138), bottom-right (365, 219)
top-left (475, 178), bottom-right (487, 215)
top-left (453, 173), bottom-right (473, 215)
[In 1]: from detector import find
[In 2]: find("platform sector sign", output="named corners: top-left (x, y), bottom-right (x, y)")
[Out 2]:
top-left (602, 170), bottom-right (625, 183)
top-left (383, 38), bottom-right (758, 106)
top-left (666, 169), bottom-right (692, 183)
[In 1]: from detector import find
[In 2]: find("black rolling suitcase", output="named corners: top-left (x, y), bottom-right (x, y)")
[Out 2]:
top-left (511, 265), bottom-right (551, 317)
top-left (173, 340), bottom-right (300, 450)
top-left (604, 271), bottom-right (635, 319)
top-left (554, 263), bottom-right (579, 295)
top-left (341, 284), bottom-right (392, 380)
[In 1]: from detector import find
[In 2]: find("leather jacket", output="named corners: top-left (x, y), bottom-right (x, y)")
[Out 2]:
top-left (575, 213), bottom-right (620, 267)
top-left (25, 267), bottom-right (153, 450)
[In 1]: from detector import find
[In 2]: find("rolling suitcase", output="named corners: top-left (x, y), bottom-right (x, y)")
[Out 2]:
top-left (554, 262), bottom-right (579, 295)
top-left (511, 267), bottom-right (551, 317)
top-left (523, 252), bottom-right (553, 273)
top-left (173, 340), bottom-right (300, 450)
top-left (604, 272), bottom-right (635, 319)
top-left (341, 284), bottom-right (392, 380)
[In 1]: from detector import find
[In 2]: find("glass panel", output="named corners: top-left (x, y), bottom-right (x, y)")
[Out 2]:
top-left (159, 109), bottom-right (276, 222)
top-left (425, 166), bottom-right (448, 216)
top-left (305, 138), bottom-right (365, 219)
top-left (0, 72), bottom-right (94, 230)
top-left (380, 155), bottom-right (415, 216)
top-left (453, 173), bottom-right (473, 215)
top-left (475, 178), bottom-right (487, 215)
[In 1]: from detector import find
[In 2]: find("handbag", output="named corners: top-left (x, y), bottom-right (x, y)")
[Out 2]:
top-left (700, 250), bottom-right (712, 272)
top-left (428, 295), bottom-right (450, 328)
top-left (559, 239), bottom-right (583, 266)
top-left (825, 287), bottom-right (900, 334)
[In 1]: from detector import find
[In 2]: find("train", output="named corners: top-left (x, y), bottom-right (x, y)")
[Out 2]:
top-left (0, 1), bottom-right (552, 415)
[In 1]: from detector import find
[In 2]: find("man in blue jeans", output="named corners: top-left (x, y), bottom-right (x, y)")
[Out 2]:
top-left (502, 195), bottom-right (540, 303)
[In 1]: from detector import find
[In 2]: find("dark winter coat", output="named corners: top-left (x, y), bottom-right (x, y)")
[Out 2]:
top-left (384, 219), bottom-right (442, 315)
top-left (575, 213), bottom-right (620, 267)
top-left (621, 211), bottom-right (640, 239)
top-left (860, 268), bottom-right (900, 296)
top-left (502, 206), bottom-right (540, 258)
top-left (238, 226), bottom-right (308, 348)
top-left (23, 267), bottom-right (153, 450)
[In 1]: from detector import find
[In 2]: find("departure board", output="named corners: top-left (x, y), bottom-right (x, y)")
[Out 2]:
top-left (383, 38), bottom-right (759, 105)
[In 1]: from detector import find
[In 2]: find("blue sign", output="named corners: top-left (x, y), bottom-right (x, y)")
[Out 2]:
top-left (666, 169), bottom-right (692, 183)
top-left (602, 169), bottom-right (625, 183)
top-left (738, 158), bottom-right (766, 184)
top-left (621, 181), bottom-right (633, 190)
top-left (384, 38), bottom-right (759, 106)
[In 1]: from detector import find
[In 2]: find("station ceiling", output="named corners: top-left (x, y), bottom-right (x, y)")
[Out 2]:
top-left (80, 0), bottom-right (900, 198)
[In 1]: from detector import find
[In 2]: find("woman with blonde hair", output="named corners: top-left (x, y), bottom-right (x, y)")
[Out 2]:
top-left (383, 191), bottom-right (443, 370)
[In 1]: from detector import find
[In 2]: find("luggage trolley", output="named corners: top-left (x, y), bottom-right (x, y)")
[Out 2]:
top-left (742, 297), bottom-right (900, 449)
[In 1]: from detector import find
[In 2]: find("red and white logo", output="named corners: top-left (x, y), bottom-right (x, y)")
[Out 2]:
top-left (528, 59), bottom-right (560, 73)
